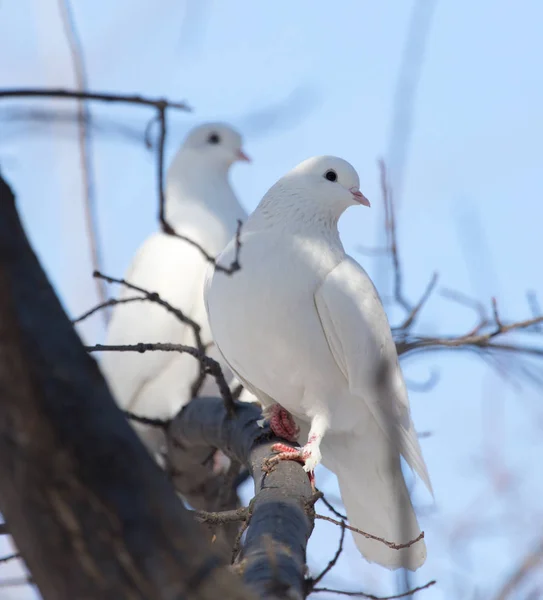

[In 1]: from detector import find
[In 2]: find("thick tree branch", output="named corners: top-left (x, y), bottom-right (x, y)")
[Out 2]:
top-left (0, 173), bottom-right (253, 600)
top-left (168, 397), bottom-right (315, 600)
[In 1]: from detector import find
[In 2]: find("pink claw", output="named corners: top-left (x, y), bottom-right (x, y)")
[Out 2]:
top-left (268, 442), bottom-right (316, 490)
top-left (269, 405), bottom-right (300, 442)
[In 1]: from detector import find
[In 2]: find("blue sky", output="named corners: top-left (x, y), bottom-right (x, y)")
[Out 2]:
top-left (1, 1), bottom-right (543, 598)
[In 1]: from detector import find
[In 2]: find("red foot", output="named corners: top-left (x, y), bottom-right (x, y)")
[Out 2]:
top-left (265, 443), bottom-right (316, 490)
top-left (269, 405), bottom-right (299, 442)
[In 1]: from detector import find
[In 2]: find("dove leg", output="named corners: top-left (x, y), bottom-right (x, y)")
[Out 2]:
top-left (267, 413), bottom-right (329, 489)
top-left (267, 403), bottom-right (300, 442)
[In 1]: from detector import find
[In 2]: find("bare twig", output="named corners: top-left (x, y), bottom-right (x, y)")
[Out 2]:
top-left (71, 296), bottom-right (146, 324)
top-left (315, 489), bottom-right (347, 521)
top-left (161, 218), bottom-right (244, 276)
top-left (527, 291), bottom-right (543, 331)
top-left (398, 313), bottom-right (543, 357)
top-left (0, 553), bottom-right (19, 564)
top-left (124, 411), bottom-right (169, 429)
top-left (58, 0), bottom-right (108, 322)
top-left (379, 160), bottom-right (411, 313)
top-left (397, 272), bottom-right (438, 330)
top-left (94, 270), bottom-right (209, 399)
top-left (0, 88), bottom-right (190, 111)
top-left (86, 343), bottom-right (235, 415)
top-left (312, 580), bottom-right (436, 599)
top-left (232, 519), bottom-right (249, 565)
top-left (315, 514), bottom-right (424, 550)
top-left (192, 508), bottom-right (249, 526)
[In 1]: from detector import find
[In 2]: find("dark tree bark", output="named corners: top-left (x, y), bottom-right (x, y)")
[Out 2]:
top-left (0, 173), bottom-right (254, 600)
top-left (169, 397), bottom-right (315, 600)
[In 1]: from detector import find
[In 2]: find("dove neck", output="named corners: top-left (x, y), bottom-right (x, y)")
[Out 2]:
top-left (248, 186), bottom-right (343, 240)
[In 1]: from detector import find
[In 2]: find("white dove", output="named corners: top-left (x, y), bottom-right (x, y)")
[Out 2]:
top-left (102, 123), bottom-right (250, 457)
top-left (204, 156), bottom-right (432, 570)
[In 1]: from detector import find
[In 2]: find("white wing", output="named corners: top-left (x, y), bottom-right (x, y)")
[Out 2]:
top-left (314, 256), bottom-right (432, 493)
top-left (101, 230), bottom-right (208, 417)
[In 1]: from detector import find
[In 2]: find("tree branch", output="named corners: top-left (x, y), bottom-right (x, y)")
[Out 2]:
top-left (0, 172), bottom-right (254, 600)
top-left (86, 342), bottom-right (235, 415)
top-left (168, 397), bottom-right (315, 600)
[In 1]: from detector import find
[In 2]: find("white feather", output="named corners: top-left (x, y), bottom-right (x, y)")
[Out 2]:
top-left (102, 123), bottom-right (249, 455)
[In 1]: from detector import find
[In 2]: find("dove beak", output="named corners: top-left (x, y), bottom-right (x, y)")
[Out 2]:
top-left (350, 188), bottom-right (370, 207)
top-left (236, 150), bottom-right (251, 163)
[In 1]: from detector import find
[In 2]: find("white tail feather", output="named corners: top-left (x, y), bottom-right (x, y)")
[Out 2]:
top-left (321, 431), bottom-right (426, 571)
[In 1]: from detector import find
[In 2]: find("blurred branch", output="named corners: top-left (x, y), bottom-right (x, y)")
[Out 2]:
top-left (366, 162), bottom-right (543, 365)
top-left (493, 538), bottom-right (543, 600)
top-left (0, 87), bottom-right (190, 248)
top-left (58, 0), bottom-right (108, 321)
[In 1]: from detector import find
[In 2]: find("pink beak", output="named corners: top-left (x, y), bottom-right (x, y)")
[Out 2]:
top-left (350, 188), bottom-right (370, 207)
top-left (237, 149), bottom-right (251, 162)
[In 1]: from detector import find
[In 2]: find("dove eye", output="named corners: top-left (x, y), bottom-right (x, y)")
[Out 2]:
top-left (324, 170), bottom-right (338, 182)
top-left (208, 133), bottom-right (221, 144)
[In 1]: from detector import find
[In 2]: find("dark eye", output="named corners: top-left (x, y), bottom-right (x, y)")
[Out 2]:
top-left (324, 170), bottom-right (337, 182)
top-left (208, 133), bottom-right (220, 144)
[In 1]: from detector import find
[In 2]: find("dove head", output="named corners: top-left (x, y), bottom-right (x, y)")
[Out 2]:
top-left (287, 156), bottom-right (370, 213)
top-left (181, 123), bottom-right (250, 169)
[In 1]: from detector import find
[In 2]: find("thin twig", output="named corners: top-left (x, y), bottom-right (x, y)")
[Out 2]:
top-left (315, 489), bottom-right (347, 521)
top-left (398, 272), bottom-right (438, 330)
top-left (85, 343), bottom-right (235, 415)
top-left (315, 514), bottom-right (424, 550)
top-left (94, 270), bottom-right (208, 397)
top-left (0, 88), bottom-right (190, 111)
top-left (160, 218), bottom-right (244, 276)
top-left (124, 411), bottom-right (169, 429)
top-left (231, 519), bottom-right (249, 564)
top-left (313, 580), bottom-right (436, 599)
top-left (71, 296), bottom-right (146, 324)
top-left (192, 507), bottom-right (248, 526)
top-left (399, 314), bottom-right (543, 356)
top-left (156, 103), bottom-right (169, 235)
top-left (0, 553), bottom-right (19, 564)
top-left (379, 160), bottom-right (410, 313)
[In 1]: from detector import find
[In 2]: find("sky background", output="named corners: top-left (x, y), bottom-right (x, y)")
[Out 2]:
top-left (1, 1), bottom-right (543, 598)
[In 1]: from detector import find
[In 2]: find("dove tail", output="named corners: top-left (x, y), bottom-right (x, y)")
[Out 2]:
top-left (322, 431), bottom-right (426, 571)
